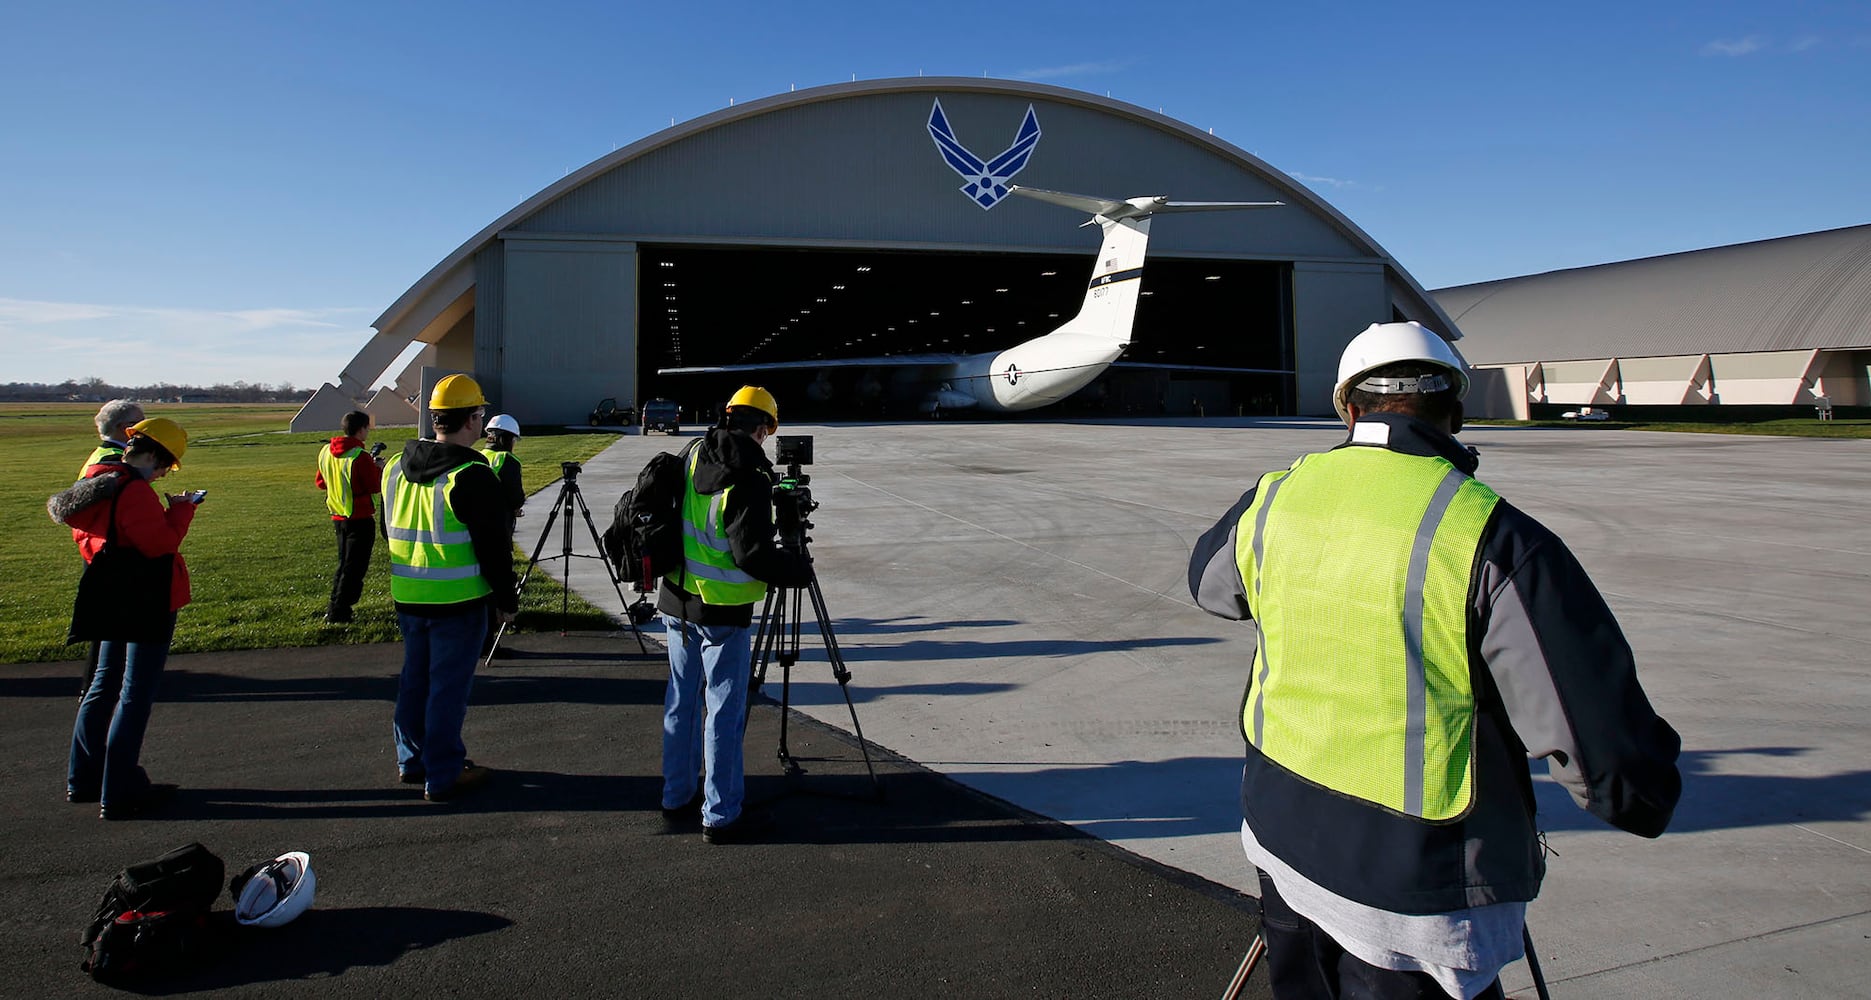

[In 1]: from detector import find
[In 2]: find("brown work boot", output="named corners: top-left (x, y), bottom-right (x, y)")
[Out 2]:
top-left (424, 764), bottom-right (491, 803)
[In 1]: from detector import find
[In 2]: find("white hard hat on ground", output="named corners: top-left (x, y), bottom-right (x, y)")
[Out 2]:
top-left (1332, 321), bottom-right (1471, 422)
top-left (234, 851), bottom-right (316, 928)
top-left (485, 414), bottom-right (521, 437)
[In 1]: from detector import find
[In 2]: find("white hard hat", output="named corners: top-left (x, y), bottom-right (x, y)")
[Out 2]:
top-left (485, 414), bottom-right (521, 437)
top-left (234, 852), bottom-right (316, 928)
top-left (1332, 321), bottom-right (1471, 422)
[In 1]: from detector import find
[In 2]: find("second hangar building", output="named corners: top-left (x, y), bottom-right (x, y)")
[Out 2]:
top-left (299, 77), bottom-right (1457, 428)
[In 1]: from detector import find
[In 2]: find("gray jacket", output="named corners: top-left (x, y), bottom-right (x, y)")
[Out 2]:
top-left (1188, 413), bottom-right (1681, 913)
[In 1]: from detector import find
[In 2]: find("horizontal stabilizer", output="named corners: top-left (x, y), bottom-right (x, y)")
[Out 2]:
top-left (1011, 185), bottom-right (1282, 221)
top-left (660, 354), bottom-right (961, 375)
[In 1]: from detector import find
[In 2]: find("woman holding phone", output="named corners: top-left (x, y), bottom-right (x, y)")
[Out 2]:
top-left (48, 417), bottom-right (200, 820)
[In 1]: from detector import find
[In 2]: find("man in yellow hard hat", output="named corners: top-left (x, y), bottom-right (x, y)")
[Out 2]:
top-left (656, 385), bottom-right (810, 844)
top-left (380, 374), bottom-right (518, 803)
top-left (1187, 323), bottom-right (1680, 998)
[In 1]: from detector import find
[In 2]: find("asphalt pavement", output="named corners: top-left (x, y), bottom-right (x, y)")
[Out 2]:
top-left (0, 631), bottom-right (1264, 998)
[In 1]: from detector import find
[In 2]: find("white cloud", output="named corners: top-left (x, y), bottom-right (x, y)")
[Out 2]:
top-left (1702, 36), bottom-right (1764, 56)
top-left (1286, 171), bottom-right (1362, 191)
top-left (1, 296), bottom-right (377, 388)
top-left (1787, 35), bottom-right (1822, 52)
top-left (1015, 60), bottom-right (1129, 80)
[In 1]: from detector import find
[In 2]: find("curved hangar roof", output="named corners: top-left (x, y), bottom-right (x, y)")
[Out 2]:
top-left (1436, 223), bottom-right (1871, 366)
top-left (340, 77), bottom-right (1458, 413)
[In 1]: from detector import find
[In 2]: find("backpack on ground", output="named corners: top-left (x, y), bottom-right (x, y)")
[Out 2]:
top-left (603, 441), bottom-right (698, 591)
top-left (81, 842), bottom-right (226, 982)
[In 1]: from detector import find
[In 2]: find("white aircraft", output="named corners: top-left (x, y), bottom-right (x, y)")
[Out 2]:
top-left (659, 185), bottom-right (1284, 414)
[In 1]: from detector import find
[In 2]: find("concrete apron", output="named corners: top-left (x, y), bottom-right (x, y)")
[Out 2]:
top-left (538, 419), bottom-right (1871, 999)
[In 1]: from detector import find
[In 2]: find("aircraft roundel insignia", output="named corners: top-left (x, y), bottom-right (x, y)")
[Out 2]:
top-left (1004, 363), bottom-right (1021, 385)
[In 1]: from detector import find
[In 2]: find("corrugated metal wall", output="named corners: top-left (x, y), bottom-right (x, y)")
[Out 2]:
top-left (518, 92), bottom-right (1361, 261)
top-left (501, 239), bottom-right (638, 422)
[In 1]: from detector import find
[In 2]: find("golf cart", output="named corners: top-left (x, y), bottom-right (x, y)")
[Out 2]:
top-left (589, 397), bottom-right (637, 427)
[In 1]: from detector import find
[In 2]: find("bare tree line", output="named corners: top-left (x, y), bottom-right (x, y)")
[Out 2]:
top-left (1, 377), bottom-right (317, 404)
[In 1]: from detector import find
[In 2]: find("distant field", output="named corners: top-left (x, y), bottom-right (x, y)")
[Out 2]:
top-left (1468, 417), bottom-right (1871, 438)
top-left (1, 403), bottom-right (625, 664)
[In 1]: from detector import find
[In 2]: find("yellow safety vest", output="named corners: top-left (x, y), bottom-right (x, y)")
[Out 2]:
top-left (1235, 446), bottom-right (1500, 821)
top-left (80, 444), bottom-right (124, 476)
top-left (318, 445), bottom-right (364, 517)
top-left (383, 456), bottom-right (493, 605)
top-left (677, 444), bottom-right (767, 606)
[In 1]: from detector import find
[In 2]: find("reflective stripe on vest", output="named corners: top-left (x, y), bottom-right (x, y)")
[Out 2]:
top-left (678, 443), bottom-right (766, 605)
top-left (318, 445), bottom-right (363, 517)
top-left (81, 445), bottom-right (123, 477)
top-left (1234, 446), bottom-right (1499, 821)
top-left (383, 456), bottom-right (492, 604)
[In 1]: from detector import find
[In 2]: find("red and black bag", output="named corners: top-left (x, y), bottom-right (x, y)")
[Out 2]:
top-left (81, 843), bottom-right (225, 982)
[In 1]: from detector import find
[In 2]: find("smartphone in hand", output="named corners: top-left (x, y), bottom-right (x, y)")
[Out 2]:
top-left (187, 489), bottom-right (208, 504)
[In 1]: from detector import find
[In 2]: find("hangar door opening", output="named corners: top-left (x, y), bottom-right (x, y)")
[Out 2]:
top-left (635, 245), bottom-right (1293, 420)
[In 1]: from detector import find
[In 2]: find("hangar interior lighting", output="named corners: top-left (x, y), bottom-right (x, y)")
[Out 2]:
top-left (640, 246), bottom-right (1290, 406)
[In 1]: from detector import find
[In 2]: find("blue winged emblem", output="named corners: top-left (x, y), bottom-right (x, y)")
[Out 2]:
top-left (927, 99), bottom-right (1042, 210)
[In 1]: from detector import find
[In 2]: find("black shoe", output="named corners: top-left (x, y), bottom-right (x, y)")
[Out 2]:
top-left (100, 783), bottom-right (177, 821)
top-left (660, 791), bottom-right (704, 825)
top-left (399, 768), bottom-right (427, 785)
top-left (324, 608), bottom-right (353, 624)
top-left (424, 764), bottom-right (491, 803)
top-left (702, 806), bottom-right (774, 845)
top-left (67, 787), bottom-right (100, 804)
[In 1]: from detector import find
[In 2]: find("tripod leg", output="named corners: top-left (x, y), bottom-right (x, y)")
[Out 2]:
top-left (1219, 934), bottom-right (1265, 1000)
top-left (1522, 925), bottom-right (1553, 1000)
top-left (569, 485), bottom-right (647, 653)
top-left (803, 571), bottom-right (882, 796)
top-left (484, 485), bottom-right (568, 666)
top-left (749, 587), bottom-right (782, 698)
top-left (776, 584), bottom-right (803, 771)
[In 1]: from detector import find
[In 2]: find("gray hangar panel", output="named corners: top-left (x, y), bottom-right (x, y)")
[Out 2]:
top-left (354, 78), bottom-right (1456, 424)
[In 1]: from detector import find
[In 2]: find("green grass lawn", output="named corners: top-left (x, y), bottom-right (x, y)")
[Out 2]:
top-left (1468, 417), bottom-right (1871, 438)
top-left (1, 404), bottom-right (628, 663)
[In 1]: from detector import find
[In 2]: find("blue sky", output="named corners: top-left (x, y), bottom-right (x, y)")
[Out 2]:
top-left (4, 1), bottom-right (1866, 388)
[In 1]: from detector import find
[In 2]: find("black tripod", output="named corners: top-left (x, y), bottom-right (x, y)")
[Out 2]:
top-left (485, 461), bottom-right (646, 664)
top-left (748, 461), bottom-right (882, 798)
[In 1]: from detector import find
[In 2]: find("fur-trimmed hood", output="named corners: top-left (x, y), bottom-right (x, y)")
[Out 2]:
top-left (48, 468), bottom-right (129, 525)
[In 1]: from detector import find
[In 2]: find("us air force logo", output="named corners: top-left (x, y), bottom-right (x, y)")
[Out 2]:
top-left (927, 99), bottom-right (1041, 210)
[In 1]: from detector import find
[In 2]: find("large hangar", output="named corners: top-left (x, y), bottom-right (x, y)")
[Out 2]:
top-left (296, 77), bottom-right (1457, 428)
top-left (1440, 223), bottom-right (1871, 418)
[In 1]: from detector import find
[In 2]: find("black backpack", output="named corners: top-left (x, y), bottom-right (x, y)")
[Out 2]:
top-left (602, 441), bottom-right (698, 591)
top-left (81, 842), bottom-right (226, 982)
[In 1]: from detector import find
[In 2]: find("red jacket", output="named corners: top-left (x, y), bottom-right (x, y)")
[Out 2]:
top-left (313, 436), bottom-right (383, 520)
top-left (61, 464), bottom-right (196, 612)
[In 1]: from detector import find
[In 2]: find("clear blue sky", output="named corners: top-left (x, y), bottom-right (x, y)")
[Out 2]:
top-left (4, 1), bottom-right (1866, 388)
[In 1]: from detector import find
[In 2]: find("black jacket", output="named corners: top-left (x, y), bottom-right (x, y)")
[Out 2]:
top-left (657, 429), bottom-right (811, 627)
top-left (1188, 413), bottom-right (1681, 913)
top-left (391, 439), bottom-right (518, 617)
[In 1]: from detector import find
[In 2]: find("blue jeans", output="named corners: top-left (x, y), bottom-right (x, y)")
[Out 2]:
top-left (69, 615), bottom-right (177, 807)
top-left (393, 609), bottom-right (486, 793)
top-left (661, 617), bottom-right (753, 827)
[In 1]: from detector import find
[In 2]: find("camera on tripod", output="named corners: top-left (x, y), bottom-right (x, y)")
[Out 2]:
top-left (771, 435), bottom-right (816, 550)
top-left (561, 460), bottom-right (582, 481)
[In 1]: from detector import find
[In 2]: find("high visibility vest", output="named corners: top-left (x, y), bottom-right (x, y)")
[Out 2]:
top-left (677, 444), bottom-right (767, 606)
top-left (317, 445), bottom-right (365, 517)
top-left (81, 444), bottom-right (123, 476)
top-left (1235, 446), bottom-right (1500, 821)
top-left (383, 456), bottom-right (493, 605)
top-left (484, 449), bottom-right (514, 478)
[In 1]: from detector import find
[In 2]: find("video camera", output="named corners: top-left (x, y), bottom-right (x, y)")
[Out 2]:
top-left (772, 435), bottom-right (816, 550)
top-left (561, 460), bottom-right (582, 481)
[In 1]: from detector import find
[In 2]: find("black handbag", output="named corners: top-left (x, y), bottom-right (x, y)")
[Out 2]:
top-left (67, 475), bottom-right (175, 644)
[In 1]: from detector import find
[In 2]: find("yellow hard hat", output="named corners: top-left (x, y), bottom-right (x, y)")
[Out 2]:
top-left (727, 385), bottom-right (779, 429)
top-left (128, 417), bottom-right (188, 469)
top-left (429, 374), bottom-right (488, 410)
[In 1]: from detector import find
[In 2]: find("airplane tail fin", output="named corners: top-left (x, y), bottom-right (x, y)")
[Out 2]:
top-left (1008, 186), bottom-right (1282, 347)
